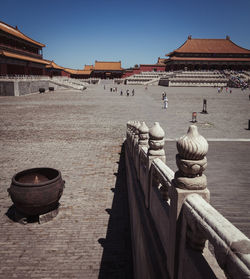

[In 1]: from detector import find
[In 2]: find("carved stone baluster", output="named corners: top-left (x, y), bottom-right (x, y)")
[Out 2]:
top-left (126, 121), bottom-right (131, 146)
top-left (147, 122), bottom-right (166, 207)
top-left (126, 121), bottom-right (133, 152)
top-left (148, 122), bottom-right (166, 163)
top-left (133, 121), bottom-right (140, 167)
top-left (138, 122), bottom-right (149, 148)
top-left (137, 122), bottom-right (149, 183)
top-left (174, 125), bottom-right (208, 190)
top-left (132, 121), bottom-right (139, 158)
top-left (173, 125), bottom-right (209, 251)
top-left (134, 121), bottom-right (140, 145)
top-left (130, 121), bottom-right (136, 155)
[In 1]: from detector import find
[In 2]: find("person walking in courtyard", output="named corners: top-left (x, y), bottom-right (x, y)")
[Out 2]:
top-left (120, 90), bottom-right (123, 96)
top-left (163, 95), bottom-right (168, 109)
top-left (126, 89), bottom-right (129, 96)
top-left (132, 89), bottom-right (135, 96)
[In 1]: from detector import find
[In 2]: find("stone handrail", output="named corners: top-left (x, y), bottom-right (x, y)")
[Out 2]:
top-left (125, 120), bottom-right (250, 279)
top-left (0, 75), bottom-right (50, 80)
top-left (184, 194), bottom-right (250, 279)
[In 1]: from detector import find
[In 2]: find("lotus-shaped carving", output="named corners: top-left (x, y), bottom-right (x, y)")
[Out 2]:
top-left (177, 125), bottom-right (208, 160)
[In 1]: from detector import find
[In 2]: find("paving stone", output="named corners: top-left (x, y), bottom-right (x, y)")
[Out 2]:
top-left (0, 84), bottom-right (249, 278)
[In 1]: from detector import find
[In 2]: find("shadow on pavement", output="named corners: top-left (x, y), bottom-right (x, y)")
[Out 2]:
top-left (98, 143), bottom-right (133, 279)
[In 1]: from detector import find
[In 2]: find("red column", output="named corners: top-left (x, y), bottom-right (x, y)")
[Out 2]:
top-left (0, 63), bottom-right (8, 75)
top-left (24, 62), bottom-right (29, 75)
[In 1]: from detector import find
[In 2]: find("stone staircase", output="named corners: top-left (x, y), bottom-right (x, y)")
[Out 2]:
top-left (50, 77), bottom-right (88, 90)
top-left (125, 71), bottom-right (173, 85)
top-left (166, 71), bottom-right (228, 87)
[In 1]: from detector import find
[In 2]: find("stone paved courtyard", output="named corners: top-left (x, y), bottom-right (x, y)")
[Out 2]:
top-left (0, 83), bottom-right (249, 278)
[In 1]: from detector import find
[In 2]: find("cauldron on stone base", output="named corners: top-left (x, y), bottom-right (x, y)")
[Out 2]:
top-left (8, 167), bottom-right (65, 217)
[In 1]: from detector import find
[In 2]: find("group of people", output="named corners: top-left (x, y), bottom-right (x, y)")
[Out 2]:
top-left (109, 87), bottom-right (118, 92)
top-left (105, 85), bottom-right (135, 96)
top-left (121, 89), bottom-right (135, 96)
top-left (217, 87), bottom-right (232, 94)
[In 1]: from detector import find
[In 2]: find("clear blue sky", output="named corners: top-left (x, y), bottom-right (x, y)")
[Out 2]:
top-left (1, 0), bottom-right (250, 69)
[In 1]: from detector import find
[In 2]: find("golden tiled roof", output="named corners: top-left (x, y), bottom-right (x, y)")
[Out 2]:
top-left (81, 70), bottom-right (92, 75)
top-left (0, 21), bottom-right (45, 47)
top-left (84, 65), bottom-right (94, 71)
top-left (64, 62), bottom-right (122, 75)
top-left (94, 61), bottom-right (123, 70)
top-left (45, 61), bottom-right (64, 69)
top-left (168, 56), bottom-right (250, 62)
top-left (64, 68), bottom-right (91, 75)
top-left (157, 57), bottom-right (167, 64)
top-left (0, 50), bottom-right (49, 64)
top-left (167, 37), bottom-right (250, 56)
top-left (140, 64), bottom-right (166, 66)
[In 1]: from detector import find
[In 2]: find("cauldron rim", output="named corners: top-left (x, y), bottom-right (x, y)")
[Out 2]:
top-left (12, 167), bottom-right (61, 187)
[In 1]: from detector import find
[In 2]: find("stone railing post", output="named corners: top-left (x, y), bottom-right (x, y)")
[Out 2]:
top-left (148, 122), bottom-right (166, 164)
top-left (146, 122), bottom-right (166, 208)
top-left (174, 125), bottom-right (208, 191)
top-left (132, 121), bottom-right (140, 174)
top-left (133, 121), bottom-right (140, 159)
top-left (173, 125), bottom-right (210, 256)
top-left (126, 121), bottom-right (131, 147)
top-left (129, 121), bottom-right (136, 155)
top-left (138, 121), bottom-right (149, 148)
top-left (126, 121), bottom-right (133, 152)
top-left (137, 122), bottom-right (149, 180)
top-left (134, 121), bottom-right (140, 144)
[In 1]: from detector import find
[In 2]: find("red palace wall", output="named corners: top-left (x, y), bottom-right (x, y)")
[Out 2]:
top-left (46, 69), bottom-right (71, 77)
top-left (122, 68), bottom-right (141, 78)
top-left (0, 63), bottom-right (7, 75)
top-left (140, 65), bottom-right (166, 72)
top-left (61, 70), bottom-right (70, 77)
top-left (122, 65), bottom-right (165, 78)
top-left (122, 72), bottom-right (133, 78)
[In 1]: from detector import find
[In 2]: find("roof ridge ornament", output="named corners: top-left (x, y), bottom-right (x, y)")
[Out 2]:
top-left (188, 35), bottom-right (192, 40)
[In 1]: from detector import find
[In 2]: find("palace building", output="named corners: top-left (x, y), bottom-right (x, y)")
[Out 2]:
top-left (0, 21), bottom-right (125, 79)
top-left (165, 36), bottom-right (250, 71)
top-left (46, 60), bottom-right (70, 77)
top-left (64, 65), bottom-right (94, 79)
top-left (91, 61), bottom-right (123, 79)
top-left (122, 58), bottom-right (166, 78)
top-left (0, 21), bottom-right (49, 75)
top-left (46, 62), bottom-right (123, 79)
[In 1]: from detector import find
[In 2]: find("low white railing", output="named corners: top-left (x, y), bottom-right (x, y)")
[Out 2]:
top-left (125, 120), bottom-right (250, 279)
top-left (51, 76), bottom-right (88, 89)
top-left (0, 75), bottom-right (88, 90)
top-left (0, 75), bottom-right (50, 80)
